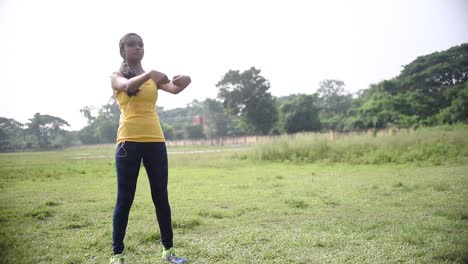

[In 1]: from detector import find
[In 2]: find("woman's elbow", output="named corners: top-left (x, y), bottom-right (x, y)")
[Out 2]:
top-left (166, 86), bottom-right (183, 94)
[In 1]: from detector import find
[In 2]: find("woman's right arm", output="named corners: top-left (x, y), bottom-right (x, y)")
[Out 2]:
top-left (111, 71), bottom-right (152, 93)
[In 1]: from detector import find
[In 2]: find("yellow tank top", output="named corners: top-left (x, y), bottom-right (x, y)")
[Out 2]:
top-left (114, 79), bottom-right (165, 143)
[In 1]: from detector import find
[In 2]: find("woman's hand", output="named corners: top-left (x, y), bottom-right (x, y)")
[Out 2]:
top-left (111, 71), bottom-right (152, 95)
top-left (158, 75), bottom-right (191, 94)
top-left (149, 70), bottom-right (170, 85)
top-left (172, 75), bottom-right (191, 89)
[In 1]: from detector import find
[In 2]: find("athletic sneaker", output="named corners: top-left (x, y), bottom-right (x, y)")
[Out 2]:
top-left (162, 248), bottom-right (188, 263)
top-left (109, 254), bottom-right (126, 264)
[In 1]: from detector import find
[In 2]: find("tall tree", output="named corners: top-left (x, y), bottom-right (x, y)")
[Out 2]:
top-left (397, 43), bottom-right (468, 119)
top-left (203, 99), bottom-right (229, 138)
top-left (160, 122), bottom-right (175, 140)
top-left (344, 43), bottom-right (468, 130)
top-left (80, 106), bottom-right (96, 124)
top-left (79, 97), bottom-right (120, 144)
top-left (95, 98), bottom-right (120, 142)
top-left (184, 124), bottom-right (205, 139)
top-left (434, 82), bottom-right (468, 124)
top-left (27, 113), bottom-right (70, 148)
top-left (158, 100), bottom-right (204, 138)
top-left (279, 94), bottom-right (321, 133)
top-left (317, 79), bottom-right (352, 130)
top-left (217, 67), bottom-right (278, 135)
top-left (0, 117), bottom-right (25, 151)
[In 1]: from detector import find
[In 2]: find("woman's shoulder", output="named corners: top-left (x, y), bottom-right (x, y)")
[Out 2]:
top-left (110, 70), bottom-right (124, 83)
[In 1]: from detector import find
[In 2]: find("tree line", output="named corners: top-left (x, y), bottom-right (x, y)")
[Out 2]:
top-left (1, 43), bottom-right (466, 151)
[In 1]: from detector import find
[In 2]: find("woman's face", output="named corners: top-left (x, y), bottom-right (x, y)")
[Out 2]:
top-left (123, 35), bottom-right (144, 62)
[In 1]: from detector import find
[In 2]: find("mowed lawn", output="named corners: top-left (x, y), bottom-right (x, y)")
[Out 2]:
top-left (0, 145), bottom-right (467, 263)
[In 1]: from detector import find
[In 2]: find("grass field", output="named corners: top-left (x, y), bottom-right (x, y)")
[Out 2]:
top-left (1, 142), bottom-right (467, 263)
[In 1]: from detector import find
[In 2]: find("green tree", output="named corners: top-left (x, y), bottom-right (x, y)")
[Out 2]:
top-left (80, 106), bottom-right (96, 124)
top-left (158, 101), bottom-right (203, 136)
top-left (0, 117), bottom-right (25, 151)
top-left (317, 79), bottom-right (352, 130)
top-left (78, 125), bottom-right (99, 145)
top-left (344, 87), bottom-right (419, 129)
top-left (217, 67), bottom-right (278, 135)
top-left (203, 99), bottom-right (229, 138)
top-left (79, 97), bottom-right (120, 144)
top-left (279, 94), bottom-right (321, 133)
top-left (161, 122), bottom-right (175, 140)
top-left (95, 98), bottom-right (120, 143)
top-left (344, 43), bottom-right (468, 130)
top-left (317, 80), bottom-right (352, 115)
top-left (184, 124), bottom-right (205, 139)
top-left (434, 82), bottom-right (468, 124)
top-left (27, 113), bottom-right (70, 148)
top-left (397, 43), bottom-right (468, 121)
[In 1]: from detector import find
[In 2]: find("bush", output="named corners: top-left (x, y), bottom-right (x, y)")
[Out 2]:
top-left (253, 126), bottom-right (468, 164)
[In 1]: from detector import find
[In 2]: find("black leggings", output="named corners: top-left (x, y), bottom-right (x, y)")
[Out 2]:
top-left (112, 141), bottom-right (173, 254)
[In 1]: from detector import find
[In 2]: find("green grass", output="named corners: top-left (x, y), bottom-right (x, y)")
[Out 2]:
top-left (0, 143), bottom-right (467, 263)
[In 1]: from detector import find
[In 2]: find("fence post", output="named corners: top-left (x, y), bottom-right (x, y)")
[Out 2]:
top-left (330, 130), bottom-right (337, 141)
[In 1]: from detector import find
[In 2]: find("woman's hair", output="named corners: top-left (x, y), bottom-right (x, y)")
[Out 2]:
top-left (119, 33), bottom-right (142, 79)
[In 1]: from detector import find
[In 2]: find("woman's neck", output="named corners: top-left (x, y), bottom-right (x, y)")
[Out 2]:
top-left (127, 61), bottom-right (144, 75)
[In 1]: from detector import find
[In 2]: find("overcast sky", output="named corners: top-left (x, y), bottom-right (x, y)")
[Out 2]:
top-left (1, 0), bottom-right (467, 130)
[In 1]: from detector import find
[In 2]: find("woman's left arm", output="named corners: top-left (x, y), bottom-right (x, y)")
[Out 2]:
top-left (159, 75), bottom-right (191, 94)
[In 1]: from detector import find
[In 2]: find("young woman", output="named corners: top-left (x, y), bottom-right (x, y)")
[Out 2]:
top-left (109, 33), bottom-right (191, 264)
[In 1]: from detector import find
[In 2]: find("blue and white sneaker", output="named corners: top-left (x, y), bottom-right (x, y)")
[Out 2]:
top-left (110, 254), bottom-right (126, 264)
top-left (162, 248), bottom-right (188, 263)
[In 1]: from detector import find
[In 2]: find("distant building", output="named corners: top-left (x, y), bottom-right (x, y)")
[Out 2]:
top-left (192, 115), bottom-right (204, 127)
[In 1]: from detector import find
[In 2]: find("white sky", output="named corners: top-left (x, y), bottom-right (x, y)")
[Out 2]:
top-left (1, 0), bottom-right (467, 130)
